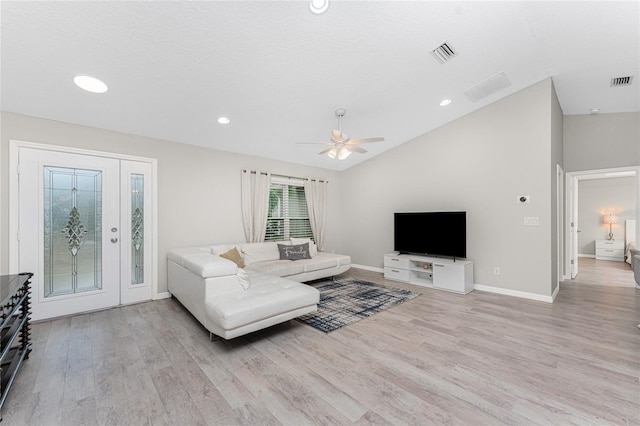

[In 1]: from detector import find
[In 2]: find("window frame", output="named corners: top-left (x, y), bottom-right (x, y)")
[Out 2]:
top-left (265, 177), bottom-right (314, 242)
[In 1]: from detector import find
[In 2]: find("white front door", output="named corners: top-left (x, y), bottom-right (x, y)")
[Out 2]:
top-left (18, 147), bottom-right (153, 321)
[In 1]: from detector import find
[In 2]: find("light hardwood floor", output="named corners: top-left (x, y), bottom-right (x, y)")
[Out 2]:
top-left (574, 257), bottom-right (636, 287)
top-left (2, 266), bottom-right (638, 425)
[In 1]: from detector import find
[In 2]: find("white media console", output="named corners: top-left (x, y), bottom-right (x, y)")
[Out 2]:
top-left (384, 253), bottom-right (474, 294)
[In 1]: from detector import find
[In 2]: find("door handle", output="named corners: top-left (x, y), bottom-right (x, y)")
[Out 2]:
top-left (111, 237), bottom-right (118, 243)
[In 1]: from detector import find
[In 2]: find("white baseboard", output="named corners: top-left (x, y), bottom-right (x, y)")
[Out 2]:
top-left (351, 264), bottom-right (384, 273)
top-left (551, 283), bottom-right (560, 301)
top-left (155, 291), bottom-right (172, 300)
top-left (473, 284), bottom-right (554, 303)
top-left (578, 253), bottom-right (595, 258)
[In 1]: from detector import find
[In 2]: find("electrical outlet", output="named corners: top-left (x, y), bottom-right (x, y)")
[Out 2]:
top-left (494, 267), bottom-right (501, 276)
top-left (524, 217), bottom-right (540, 226)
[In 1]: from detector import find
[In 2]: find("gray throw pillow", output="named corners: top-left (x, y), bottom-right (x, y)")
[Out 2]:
top-left (277, 242), bottom-right (311, 261)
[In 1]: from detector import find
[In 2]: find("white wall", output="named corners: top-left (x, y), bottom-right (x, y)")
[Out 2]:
top-left (339, 79), bottom-right (558, 297)
top-left (549, 81), bottom-right (564, 292)
top-left (563, 113), bottom-right (640, 172)
top-left (577, 177), bottom-right (637, 254)
top-left (0, 112), bottom-right (342, 293)
top-left (564, 112), bottom-right (640, 250)
top-left (5, 81), bottom-right (636, 302)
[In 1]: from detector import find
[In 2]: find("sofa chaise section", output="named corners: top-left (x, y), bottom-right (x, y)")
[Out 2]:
top-left (167, 242), bottom-right (350, 339)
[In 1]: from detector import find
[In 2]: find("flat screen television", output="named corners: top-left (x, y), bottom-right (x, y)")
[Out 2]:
top-left (394, 211), bottom-right (466, 259)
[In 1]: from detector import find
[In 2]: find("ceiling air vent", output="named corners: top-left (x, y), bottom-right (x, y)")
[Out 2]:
top-left (430, 41), bottom-right (457, 65)
top-left (610, 76), bottom-right (633, 87)
top-left (463, 72), bottom-right (512, 103)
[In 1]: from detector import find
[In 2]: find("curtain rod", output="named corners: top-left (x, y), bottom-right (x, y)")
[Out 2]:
top-left (242, 169), bottom-right (328, 183)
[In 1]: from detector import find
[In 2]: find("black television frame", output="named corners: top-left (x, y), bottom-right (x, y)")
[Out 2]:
top-left (394, 211), bottom-right (466, 260)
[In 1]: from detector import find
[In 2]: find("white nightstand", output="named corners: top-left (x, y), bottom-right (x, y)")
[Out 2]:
top-left (595, 240), bottom-right (625, 262)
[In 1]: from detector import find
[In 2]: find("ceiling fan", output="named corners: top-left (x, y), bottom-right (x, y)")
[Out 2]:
top-left (298, 108), bottom-right (384, 160)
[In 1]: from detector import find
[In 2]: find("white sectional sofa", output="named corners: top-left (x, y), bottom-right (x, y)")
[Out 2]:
top-left (167, 240), bottom-right (351, 339)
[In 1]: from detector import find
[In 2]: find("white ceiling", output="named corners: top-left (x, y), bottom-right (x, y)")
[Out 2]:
top-left (2, 1), bottom-right (639, 171)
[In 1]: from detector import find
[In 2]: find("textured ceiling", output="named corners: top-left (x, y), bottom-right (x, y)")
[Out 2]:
top-left (2, 1), bottom-right (639, 171)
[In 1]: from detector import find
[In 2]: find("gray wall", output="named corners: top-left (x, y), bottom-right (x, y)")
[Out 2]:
top-left (577, 176), bottom-right (637, 255)
top-left (564, 111), bottom-right (640, 249)
top-left (4, 80), bottom-right (636, 301)
top-left (564, 113), bottom-right (640, 172)
top-left (550, 81), bottom-right (564, 292)
top-left (0, 112), bottom-right (342, 293)
top-left (339, 79), bottom-right (558, 297)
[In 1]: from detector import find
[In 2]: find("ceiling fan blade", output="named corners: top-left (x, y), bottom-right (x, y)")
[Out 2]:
top-left (349, 137), bottom-right (384, 144)
top-left (297, 141), bottom-right (334, 145)
top-left (345, 144), bottom-right (367, 154)
top-left (318, 147), bottom-right (334, 155)
top-left (331, 130), bottom-right (342, 141)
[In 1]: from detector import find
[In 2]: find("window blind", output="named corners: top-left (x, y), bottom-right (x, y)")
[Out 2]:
top-left (265, 182), bottom-right (313, 242)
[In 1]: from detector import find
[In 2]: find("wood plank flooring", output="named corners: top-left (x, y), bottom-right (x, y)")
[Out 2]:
top-left (575, 257), bottom-right (636, 287)
top-left (2, 266), bottom-right (638, 425)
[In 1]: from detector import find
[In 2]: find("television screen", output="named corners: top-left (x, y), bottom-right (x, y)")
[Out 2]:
top-left (394, 212), bottom-right (466, 259)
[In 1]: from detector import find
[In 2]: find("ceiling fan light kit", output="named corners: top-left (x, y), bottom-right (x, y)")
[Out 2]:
top-left (298, 108), bottom-right (385, 160)
top-left (327, 147), bottom-right (351, 160)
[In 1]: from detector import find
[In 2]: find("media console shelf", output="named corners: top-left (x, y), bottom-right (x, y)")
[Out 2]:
top-left (0, 273), bottom-right (33, 421)
top-left (384, 253), bottom-right (473, 294)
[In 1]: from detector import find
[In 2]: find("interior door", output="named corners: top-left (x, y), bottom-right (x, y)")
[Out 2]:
top-left (570, 176), bottom-right (579, 279)
top-left (19, 148), bottom-right (121, 321)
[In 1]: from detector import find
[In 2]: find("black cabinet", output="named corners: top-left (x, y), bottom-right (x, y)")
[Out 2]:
top-left (0, 273), bottom-right (32, 420)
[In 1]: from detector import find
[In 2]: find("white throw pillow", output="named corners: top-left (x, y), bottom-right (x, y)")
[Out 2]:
top-left (290, 237), bottom-right (318, 257)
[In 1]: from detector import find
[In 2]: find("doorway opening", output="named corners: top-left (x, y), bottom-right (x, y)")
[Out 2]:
top-left (565, 166), bottom-right (639, 286)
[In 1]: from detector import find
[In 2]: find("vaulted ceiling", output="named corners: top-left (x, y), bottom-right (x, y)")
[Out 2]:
top-left (2, 1), bottom-right (638, 171)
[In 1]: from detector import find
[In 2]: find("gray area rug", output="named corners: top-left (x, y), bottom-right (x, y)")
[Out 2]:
top-left (296, 277), bottom-right (420, 333)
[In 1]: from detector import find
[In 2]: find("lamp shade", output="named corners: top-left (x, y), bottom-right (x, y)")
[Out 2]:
top-left (602, 214), bottom-right (617, 224)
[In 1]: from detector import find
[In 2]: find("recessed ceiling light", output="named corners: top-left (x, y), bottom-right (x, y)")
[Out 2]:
top-left (309, 0), bottom-right (329, 14)
top-left (73, 75), bottom-right (108, 93)
top-left (440, 99), bottom-right (452, 106)
top-left (590, 108), bottom-right (600, 114)
top-left (217, 116), bottom-right (231, 124)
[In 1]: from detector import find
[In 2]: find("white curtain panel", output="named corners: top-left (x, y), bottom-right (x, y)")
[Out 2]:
top-left (241, 170), bottom-right (271, 243)
top-left (304, 179), bottom-right (328, 251)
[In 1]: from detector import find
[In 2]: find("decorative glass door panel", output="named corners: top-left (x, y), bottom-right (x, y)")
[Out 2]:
top-left (18, 148), bottom-right (121, 321)
top-left (120, 160), bottom-right (153, 305)
top-left (131, 173), bottom-right (144, 285)
top-left (44, 166), bottom-right (103, 297)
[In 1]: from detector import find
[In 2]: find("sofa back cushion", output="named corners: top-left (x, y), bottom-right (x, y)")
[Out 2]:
top-left (240, 242), bottom-right (282, 265)
top-left (290, 237), bottom-right (318, 257)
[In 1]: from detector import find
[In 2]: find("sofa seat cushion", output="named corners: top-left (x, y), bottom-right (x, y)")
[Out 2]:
top-left (248, 252), bottom-right (351, 277)
top-left (300, 256), bottom-right (339, 272)
top-left (204, 276), bottom-right (319, 330)
top-left (248, 260), bottom-right (305, 277)
top-left (315, 252), bottom-right (351, 267)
